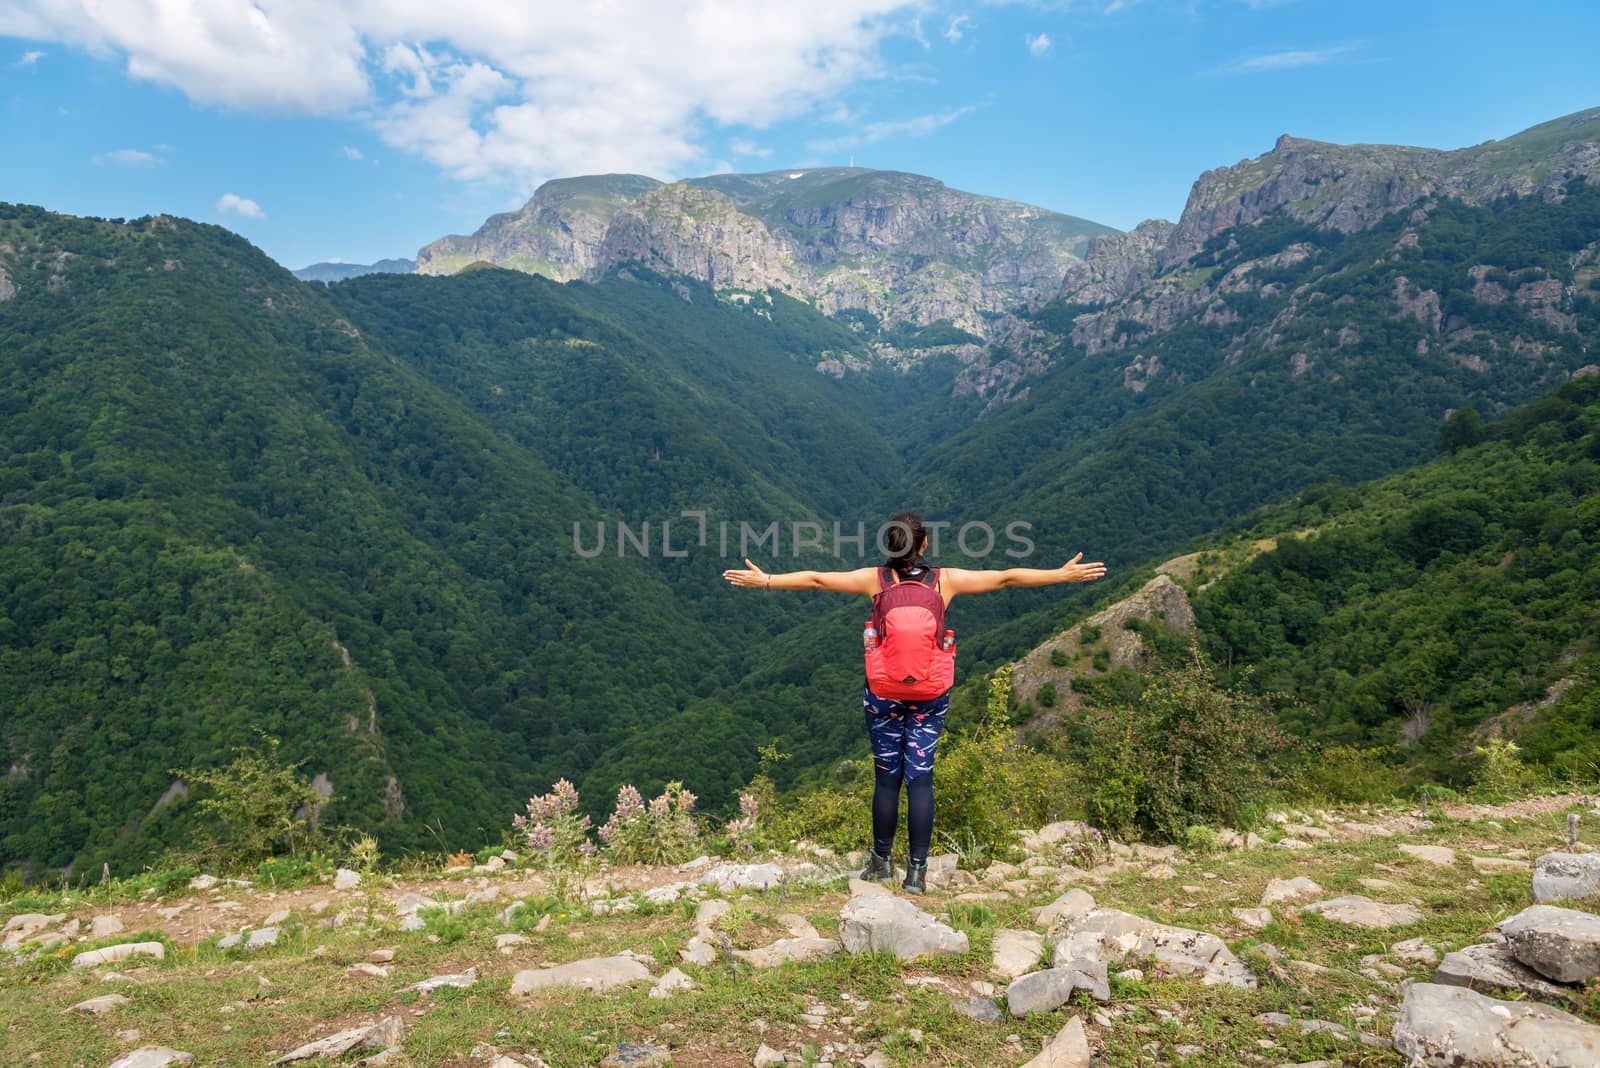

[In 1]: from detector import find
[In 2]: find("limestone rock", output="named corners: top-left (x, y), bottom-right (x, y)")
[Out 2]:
top-left (1032, 889), bottom-right (1097, 934)
top-left (1302, 896), bottom-right (1422, 929)
top-left (649, 967), bottom-right (694, 998)
top-left (1260, 877), bottom-right (1322, 907)
top-left (733, 936), bottom-right (840, 969)
top-left (1231, 907), bottom-right (1271, 930)
top-left (1497, 904), bottom-right (1600, 983)
top-left (1392, 937), bottom-right (1439, 965)
top-left (108, 1049), bottom-right (194, 1068)
top-left (753, 1046), bottom-right (785, 1068)
top-left (91, 915), bottom-right (126, 938)
top-left (247, 927), bottom-right (281, 950)
top-left (953, 996), bottom-right (1004, 1023)
top-left (1398, 844), bottom-right (1457, 867)
top-left (1006, 962), bottom-right (1110, 1016)
top-left (510, 956), bottom-right (652, 995)
top-left (991, 929), bottom-right (1045, 979)
top-left (1534, 852), bottom-right (1600, 903)
top-left (1020, 1015), bottom-right (1092, 1068)
top-left (698, 862), bottom-right (785, 891)
top-left (1471, 856), bottom-right (1531, 875)
top-left (838, 893), bottom-right (969, 960)
top-left (411, 967), bottom-right (477, 993)
top-left (334, 868), bottom-right (361, 891)
top-left (69, 993), bottom-right (131, 1014)
top-left (1392, 982), bottom-right (1600, 1066)
top-left (72, 942), bottom-right (165, 969)
top-left (1055, 907), bottom-right (1255, 988)
top-left (1434, 941), bottom-right (1581, 1004)
top-left (271, 1016), bottom-right (403, 1063)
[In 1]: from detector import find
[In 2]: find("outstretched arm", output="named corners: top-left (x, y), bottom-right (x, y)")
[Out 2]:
top-left (943, 553), bottom-right (1106, 597)
top-left (723, 558), bottom-right (879, 595)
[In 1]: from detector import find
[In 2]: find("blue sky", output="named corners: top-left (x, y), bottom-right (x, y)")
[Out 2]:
top-left (4, 1), bottom-right (1599, 269)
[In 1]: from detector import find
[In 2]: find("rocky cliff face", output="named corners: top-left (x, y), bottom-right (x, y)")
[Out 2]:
top-left (415, 174), bottom-right (662, 279)
top-left (414, 167), bottom-right (1114, 342)
top-left (598, 184), bottom-right (798, 293)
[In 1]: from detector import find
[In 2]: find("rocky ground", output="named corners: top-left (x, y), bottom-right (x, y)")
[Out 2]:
top-left (4, 795), bottom-right (1600, 1067)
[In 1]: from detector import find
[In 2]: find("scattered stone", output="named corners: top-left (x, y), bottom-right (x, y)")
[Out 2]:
top-left (953, 996), bottom-right (1004, 1023)
top-left (599, 1043), bottom-right (671, 1067)
top-left (68, 994), bottom-right (130, 1014)
top-left (1302, 896), bottom-right (1422, 929)
top-left (1534, 851), bottom-right (1600, 903)
top-left (497, 934), bottom-right (527, 951)
top-left (1434, 940), bottom-right (1581, 1004)
top-left (91, 915), bottom-right (126, 938)
top-left (649, 967), bottom-right (694, 999)
top-left (392, 894), bottom-right (431, 916)
top-left (1358, 878), bottom-right (1397, 891)
top-left (411, 967), bottom-right (477, 993)
top-left (370, 948), bottom-right (396, 963)
top-left (1392, 937), bottom-right (1438, 964)
top-left (1275, 838), bottom-right (1313, 850)
top-left (510, 956), bottom-right (652, 995)
top-left (1032, 889), bottom-right (1096, 933)
top-left (1393, 982), bottom-right (1600, 1066)
top-left (108, 1048), bottom-right (194, 1068)
top-left (189, 874), bottom-right (219, 890)
top-left (1260, 877), bottom-right (1322, 907)
top-left (1231, 907), bottom-right (1271, 930)
top-left (217, 933), bottom-right (243, 950)
top-left (271, 1016), bottom-right (403, 1063)
top-left (263, 909), bottom-right (291, 926)
top-left (1116, 967), bottom-right (1143, 981)
top-left (838, 893), bottom-right (969, 960)
top-left (1006, 962), bottom-right (1110, 1016)
top-left (1143, 863), bottom-right (1178, 879)
top-left (1498, 904), bottom-right (1600, 983)
top-left (1470, 855), bottom-right (1530, 874)
top-left (333, 868), bottom-right (361, 891)
top-left (72, 942), bottom-right (164, 969)
top-left (1, 913), bottom-right (63, 949)
top-left (349, 963), bottom-right (389, 978)
top-left (733, 936), bottom-right (840, 968)
top-left (1284, 824), bottom-right (1333, 840)
top-left (1055, 907), bottom-right (1256, 988)
top-left (1397, 844), bottom-right (1456, 867)
top-left (101, 972), bottom-right (140, 984)
top-left (698, 862), bottom-right (785, 891)
top-left (991, 929), bottom-right (1045, 979)
top-left (247, 927), bottom-right (281, 950)
top-left (753, 1046), bottom-right (785, 1068)
top-left (1020, 1016), bottom-right (1091, 1068)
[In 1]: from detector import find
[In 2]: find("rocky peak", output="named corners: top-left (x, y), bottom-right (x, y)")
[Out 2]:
top-left (415, 173), bottom-right (661, 279)
top-left (598, 183), bottom-right (797, 293)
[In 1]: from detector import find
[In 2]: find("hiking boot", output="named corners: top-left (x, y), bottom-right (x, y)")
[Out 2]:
top-left (859, 849), bottom-right (894, 882)
top-left (902, 859), bottom-right (928, 895)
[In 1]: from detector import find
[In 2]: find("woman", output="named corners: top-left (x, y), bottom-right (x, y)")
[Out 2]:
top-left (723, 512), bottom-right (1106, 894)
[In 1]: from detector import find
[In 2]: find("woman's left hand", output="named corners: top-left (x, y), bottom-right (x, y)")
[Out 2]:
top-left (722, 557), bottom-right (769, 588)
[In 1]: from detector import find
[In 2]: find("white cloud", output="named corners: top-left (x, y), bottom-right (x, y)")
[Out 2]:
top-left (92, 147), bottom-right (160, 166)
top-left (943, 14), bottom-right (971, 42)
top-left (730, 138), bottom-right (773, 159)
top-left (809, 105), bottom-right (977, 153)
top-left (1212, 45), bottom-right (1353, 75)
top-left (341, 144), bottom-right (364, 160)
top-left (216, 192), bottom-right (265, 219)
top-left (1025, 32), bottom-right (1052, 56)
top-left (16, 48), bottom-right (45, 66)
top-left (0, 1), bottom-right (917, 189)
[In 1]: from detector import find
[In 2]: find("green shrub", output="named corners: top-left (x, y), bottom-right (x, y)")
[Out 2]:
top-left (1471, 737), bottom-right (1547, 800)
top-left (1036, 681), bottom-right (1059, 708)
top-left (1079, 625), bottom-right (1102, 645)
top-left (176, 736), bottom-right (325, 868)
top-left (1184, 825), bottom-right (1220, 853)
top-left (1082, 648), bottom-right (1290, 843)
top-left (1050, 648), bottom-right (1071, 668)
top-left (1296, 745), bottom-right (1406, 803)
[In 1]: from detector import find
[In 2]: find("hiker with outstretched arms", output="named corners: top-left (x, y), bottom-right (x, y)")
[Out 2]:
top-left (722, 512), bottom-right (1106, 894)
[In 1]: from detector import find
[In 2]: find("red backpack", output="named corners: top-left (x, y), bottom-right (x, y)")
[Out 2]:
top-left (865, 565), bottom-right (956, 701)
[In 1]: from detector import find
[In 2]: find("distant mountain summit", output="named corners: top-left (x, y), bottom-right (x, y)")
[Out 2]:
top-left (415, 168), bottom-right (1115, 338)
top-left (293, 258), bottom-right (414, 283)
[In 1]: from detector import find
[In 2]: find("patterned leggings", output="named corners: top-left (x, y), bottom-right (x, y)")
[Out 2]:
top-left (864, 687), bottom-right (949, 863)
